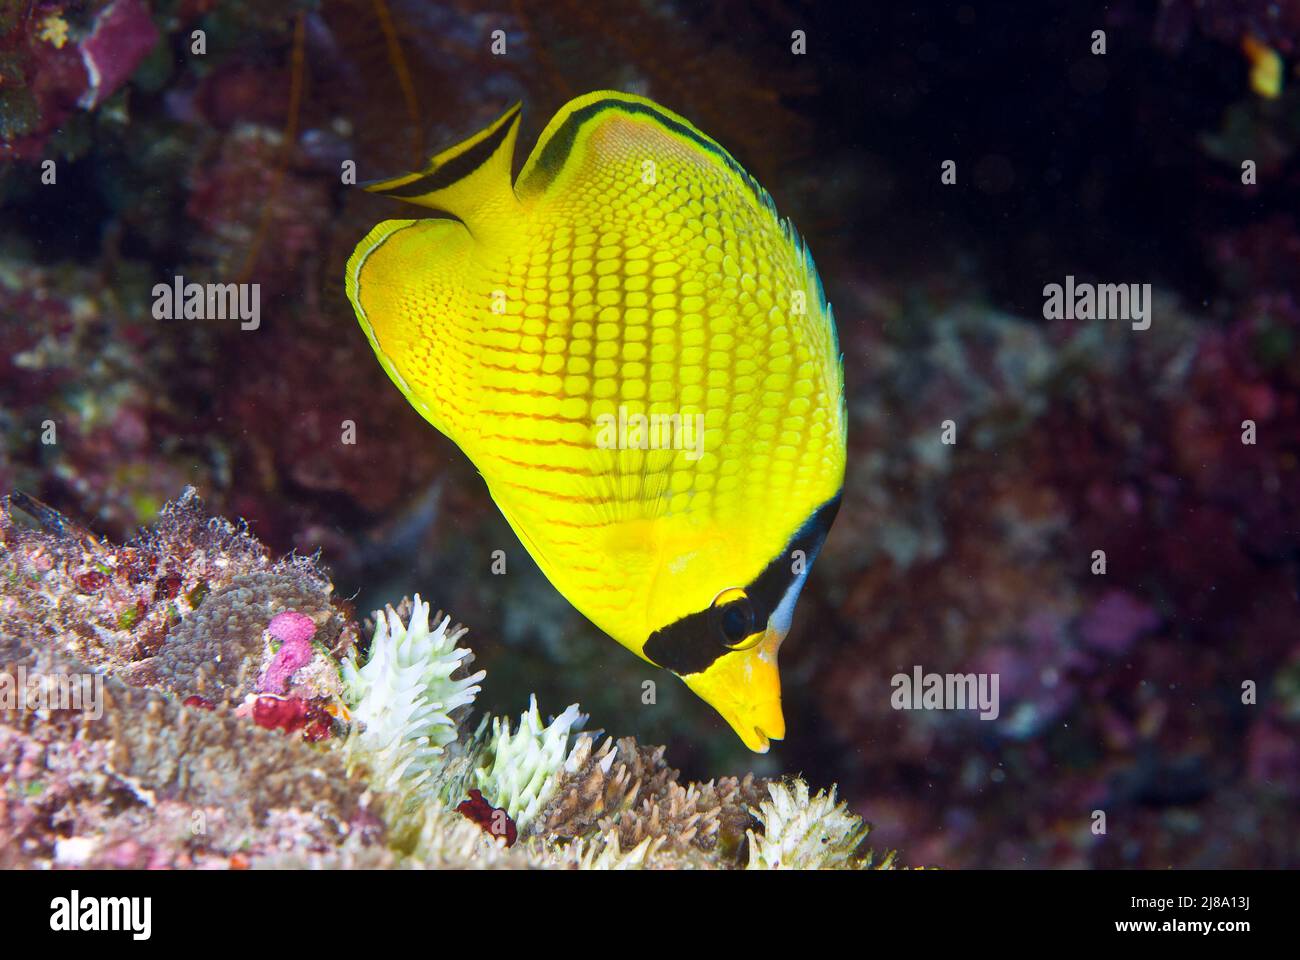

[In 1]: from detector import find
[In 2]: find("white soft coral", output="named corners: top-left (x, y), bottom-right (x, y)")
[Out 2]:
top-left (342, 595), bottom-right (484, 797)
top-left (474, 694), bottom-right (585, 830)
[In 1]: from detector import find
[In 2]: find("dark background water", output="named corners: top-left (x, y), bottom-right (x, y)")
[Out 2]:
top-left (2, 0), bottom-right (1297, 867)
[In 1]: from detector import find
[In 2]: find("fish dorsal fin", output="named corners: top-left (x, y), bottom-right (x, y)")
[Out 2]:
top-left (364, 102), bottom-right (522, 245)
top-left (514, 91), bottom-right (767, 208)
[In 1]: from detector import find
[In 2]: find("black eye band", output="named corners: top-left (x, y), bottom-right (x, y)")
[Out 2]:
top-left (642, 491), bottom-right (842, 675)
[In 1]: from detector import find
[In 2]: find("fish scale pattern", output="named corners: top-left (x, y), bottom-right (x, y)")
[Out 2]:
top-left (469, 117), bottom-right (842, 522)
top-left (350, 99), bottom-right (844, 646)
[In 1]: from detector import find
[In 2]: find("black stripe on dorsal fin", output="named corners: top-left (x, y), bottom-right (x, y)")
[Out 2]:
top-left (362, 103), bottom-right (523, 240)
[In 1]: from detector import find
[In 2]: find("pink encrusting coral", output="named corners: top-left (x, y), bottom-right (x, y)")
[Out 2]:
top-left (258, 611), bottom-right (319, 694)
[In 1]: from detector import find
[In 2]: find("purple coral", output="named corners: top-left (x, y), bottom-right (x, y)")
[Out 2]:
top-left (77, 0), bottom-right (161, 109)
top-left (257, 611), bottom-right (317, 695)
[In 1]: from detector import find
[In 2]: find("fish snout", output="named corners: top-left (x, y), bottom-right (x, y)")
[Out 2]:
top-left (683, 627), bottom-right (786, 753)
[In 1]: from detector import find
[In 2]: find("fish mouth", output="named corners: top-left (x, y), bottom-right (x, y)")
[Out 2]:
top-left (744, 712), bottom-right (785, 754)
top-left (727, 698), bottom-right (785, 752)
top-left (692, 689), bottom-right (785, 754)
top-left (694, 691), bottom-right (784, 753)
top-left (681, 629), bottom-right (787, 753)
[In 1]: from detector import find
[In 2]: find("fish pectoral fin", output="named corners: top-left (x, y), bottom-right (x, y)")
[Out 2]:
top-left (363, 102), bottom-right (523, 245)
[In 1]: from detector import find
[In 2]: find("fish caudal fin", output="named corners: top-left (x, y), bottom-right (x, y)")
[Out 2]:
top-left (363, 102), bottom-right (523, 245)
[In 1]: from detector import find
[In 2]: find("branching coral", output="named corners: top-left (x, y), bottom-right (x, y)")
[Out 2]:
top-left (533, 735), bottom-right (766, 867)
top-left (746, 780), bottom-right (896, 870)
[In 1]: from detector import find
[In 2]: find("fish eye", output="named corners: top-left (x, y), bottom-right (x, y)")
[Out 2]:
top-left (709, 587), bottom-right (760, 649)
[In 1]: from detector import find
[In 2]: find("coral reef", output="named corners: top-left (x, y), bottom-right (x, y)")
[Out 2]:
top-left (0, 491), bottom-right (897, 869)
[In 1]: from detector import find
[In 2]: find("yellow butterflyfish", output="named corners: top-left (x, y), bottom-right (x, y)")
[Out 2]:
top-left (345, 91), bottom-right (845, 752)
